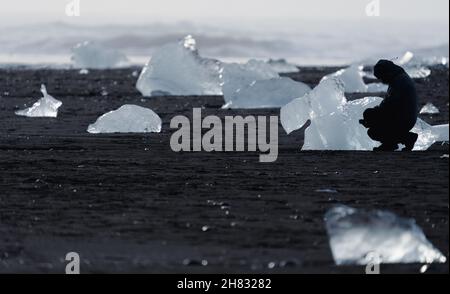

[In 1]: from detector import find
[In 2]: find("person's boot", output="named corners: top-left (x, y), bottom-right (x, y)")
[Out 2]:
top-left (401, 132), bottom-right (419, 151)
top-left (373, 143), bottom-right (398, 151)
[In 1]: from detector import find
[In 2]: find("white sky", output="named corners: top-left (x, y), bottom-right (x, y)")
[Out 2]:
top-left (0, 0), bottom-right (448, 25)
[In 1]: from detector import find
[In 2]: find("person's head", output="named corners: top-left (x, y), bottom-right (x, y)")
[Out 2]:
top-left (374, 59), bottom-right (406, 84)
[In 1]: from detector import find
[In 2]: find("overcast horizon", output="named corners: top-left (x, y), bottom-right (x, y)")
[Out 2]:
top-left (0, 0), bottom-right (448, 66)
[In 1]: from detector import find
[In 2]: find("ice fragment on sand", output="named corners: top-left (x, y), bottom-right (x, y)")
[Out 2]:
top-left (136, 35), bottom-right (222, 96)
top-left (281, 78), bottom-right (448, 151)
top-left (411, 120), bottom-right (449, 151)
top-left (71, 41), bottom-right (128, 69)
top-left (87, 105), bottom-right (162, 134)
top-left (420, 103), bottom-right (440, 114)
top-left (315, 189), bottom-right (338, 193)
top-left (406, 67), bottom-right (432, 79)
top-left (397, 51), bottom-right (432, 78)
top-left (223, 77), bottom-right (310, 109)
top-left (325, 205), bottom-right (447, 265)
top-left (15, 85), bottom-right (62, 118)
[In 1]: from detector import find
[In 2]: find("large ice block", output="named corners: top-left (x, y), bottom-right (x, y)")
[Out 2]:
top-left (321, 65), bottom-right (386, 93)
top-left (136, 35), bottom-right (222, 96)
top-left (281, 78), bottom-right (449, 151)
top-left (223, 77), bottom-right (311, 109)
top-left (87, 105), bottom-right (162, 134)
top-left (15, 85), bottom-right (62, 118)
top-left (71, 41), bottom-right (128, 69)
top-left (221, 59), bottom-right (279, 103)
top-left (325, 205), bottom-right (447, 265)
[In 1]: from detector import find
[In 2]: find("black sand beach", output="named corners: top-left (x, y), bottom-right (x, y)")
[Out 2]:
top-left (0, 66), bottom-right (448, 273)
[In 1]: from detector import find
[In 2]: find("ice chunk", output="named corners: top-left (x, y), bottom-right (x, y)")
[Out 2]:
top-left (266, 59), bottom-right (299, 73)
top-left (221, 59), bottom-right (279, 103)
top-left (223, 77), bottom-right (310, 109)
top-left (281, 78), bottom-right (448, 151)
top-left (321, 65), bottom-right (367, 93)
top-left (395, 51), bottom-right (432, 78)
top-left (325, 205), bottom-right (447, 265)
top-left (71, 41), bottom-right (128, 69)
top-left (281, 78), bottom-right (347, 135)
top-left (406, 67), bottom-right (432, 79)
top-left (15, 85), bottom-right (62, 118)
top-left (221, 59), bottom-right (299, 108)
top-left (87, 105), bottom-right (162, 134)
top-left (398, 51), bottom-right (415, 65)
top-left (366, 83), bottom-right (388, 93)
top-left (136, 35), bottom-right (222, 97)
top-left (321, 65), bottom-right (387, 93)
top-left (420, 103), bottom-right (440, 114)
top-left (412, 120), bottom-right (449, 151)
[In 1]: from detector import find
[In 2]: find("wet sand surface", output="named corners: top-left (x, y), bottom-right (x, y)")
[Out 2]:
top-left (0, 66), bottom-right (448, 273)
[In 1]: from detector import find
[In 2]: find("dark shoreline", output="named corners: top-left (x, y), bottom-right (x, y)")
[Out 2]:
top-left (0, 66), bottom-right (448, 273)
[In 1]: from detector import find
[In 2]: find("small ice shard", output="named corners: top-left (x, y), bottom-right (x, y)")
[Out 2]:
top-left (87, 105), bottom-right (162, 134)
top-left (79, 69), bottom-right (89, 75)
top-left (281, 78), bottom-right (448, 151)
top-left (325, 205), bottom-right (447, 265)
top-left (315, 189), bottom-right (338, 193)
top-left (266, 59), bottom-right (299, 73)
top-left (441, 154), bottom-right (449, 159)
top-left (420, 103), bottom-right (440, 114)
top-left (71, 41), bottom-right (128, 69)
top-left (15, 85), bottom-right (62, 118)
top-left (136, 35), bottom-right (222, 96)
top-left (223, 77), bottom-right (311, 109)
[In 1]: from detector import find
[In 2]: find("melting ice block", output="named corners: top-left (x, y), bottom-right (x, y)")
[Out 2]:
top-left (420, 103), bottom-right (440, 114)
top-left (325, 205), bottom-right (447, 265)
top-left (72, 41), bottom-right (128, 69)
top-left (221, 59), bottom-right (307, 108)
top-left (221, 59), bottom-right (279, 100)
top-left (266, 59), bottom-right (299, 73)
top-left (136, 35), bottom-right (222, 97)
top-left (321, 65), bottom-right (387, 93)
top-left (87, 105), bottom-right (162, 134)
top-left (223, 77), bottom-right (311, 109)
top-left (281, 78), bottom-right (449, 151)
top-left (15, 85), bottom-right (62, 118)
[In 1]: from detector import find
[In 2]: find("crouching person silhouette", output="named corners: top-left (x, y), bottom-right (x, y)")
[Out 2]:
top-left (360, 60), bottom-right (419, 151)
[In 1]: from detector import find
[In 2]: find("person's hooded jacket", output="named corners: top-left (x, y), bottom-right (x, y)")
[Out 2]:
top-left (370, 59), bottom-right (418, 130)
